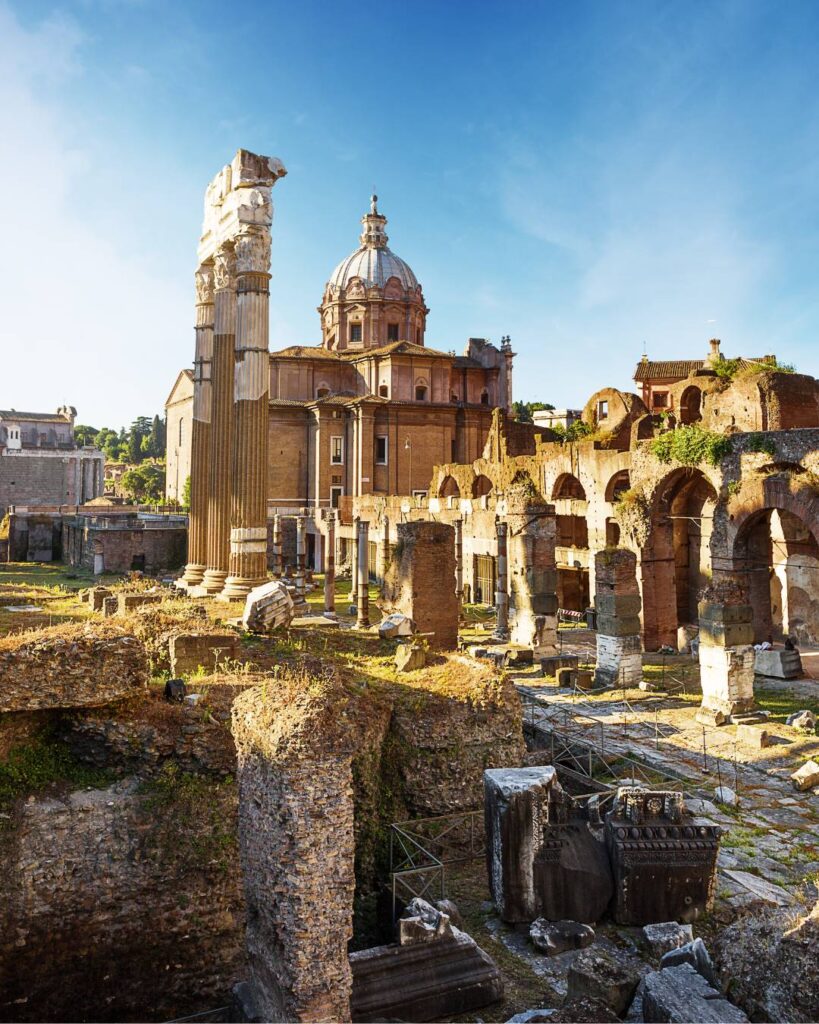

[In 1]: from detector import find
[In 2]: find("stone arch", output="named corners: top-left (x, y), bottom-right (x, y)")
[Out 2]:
top-left (414, 377), bottom-right (429, 402)
top-left (605, 470), bottom-right (631, 503)
top-left (552, 473), bottom-right (586, 501)
top-left (439, 475), bottom-right (460, 498)
top-left (641, 467), bottom-right (718, 650)
top-left (730, 478), bottom-right (819, 643)
top-left (472, 474), bottom-right (493, 498)
top-left (679, 385), bottom-right (703, 425)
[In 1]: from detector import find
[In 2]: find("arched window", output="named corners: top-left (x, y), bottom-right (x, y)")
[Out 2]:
top-left (605, 470), bottom-right (631, 503)
top-left (439, 475), bottom-right (460, 498)
top-left (472, 474), bottom-right (493, 498)
top-left (316, 387), bottom-right (330, 399)
top-left (379, 384), bottom-right (389, 398)
top-left (415, 380), bottom-right (428, 401)
top-left (552, 474), bottom-right (587, 501)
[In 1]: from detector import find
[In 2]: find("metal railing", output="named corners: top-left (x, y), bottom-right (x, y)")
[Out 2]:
top-left (389, 809), bottom-right (484, 920)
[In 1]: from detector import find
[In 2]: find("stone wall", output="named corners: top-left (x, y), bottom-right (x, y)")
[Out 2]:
top-left (0, 778), bottom-right (244, 1022)
top-left (0, 623), bottom-right (148, 713)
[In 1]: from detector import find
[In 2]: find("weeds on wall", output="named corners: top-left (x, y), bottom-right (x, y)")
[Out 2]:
top-left (550, 421), bottom-right (594, 443)
top-left (746, 433), bottom-right (778, 458)
top-left (714, 356), bottom-right (796, 381)
top-left (612, 487), bottom-right (652, 548)
top-left (650, 424), bottom-right (733, 467)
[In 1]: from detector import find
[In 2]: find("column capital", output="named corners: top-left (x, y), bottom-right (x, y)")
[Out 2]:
top-left (213, 246), bottom-right (237, 291)
top-left (235, 226), bottom-right (271, 275)
top-left (195, 265), bottom-right (215, 304)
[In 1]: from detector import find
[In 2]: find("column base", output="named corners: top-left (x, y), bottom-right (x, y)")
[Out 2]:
top-left (217, 575), bottom-right (268, 602)
top-left (200, 569), bottom-right (229, 596)
top-left (177, 563), bottom-right (206, 589)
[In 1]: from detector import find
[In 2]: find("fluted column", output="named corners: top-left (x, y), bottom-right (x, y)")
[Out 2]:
top-left (201, 246), bottom-right (236, 595)
top-left (181, 265), bottom-right (214, 586)
top-left (356, 518), bottom-right (370, 628)
top-left (494, 519), bottom-right (509, 640)
top-left (324, 511), bottom-right (336, 617)
top-left (220, 227), bottom-right (272, 600)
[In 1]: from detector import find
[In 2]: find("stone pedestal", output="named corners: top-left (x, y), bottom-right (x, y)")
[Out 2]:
top-left (594, 549), bottom-right (643, 689)
top-left (698, 600), bottom-right (756, 717)
top-left (506, 488), bottom-right (557, 655)
top-left (754, 648), bottom-right (803, 679)
top-left (605, 787), bottom-right (720, 926)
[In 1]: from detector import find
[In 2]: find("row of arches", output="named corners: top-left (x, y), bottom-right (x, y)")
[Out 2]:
top-left (439, 474), bottom-right (493, 499)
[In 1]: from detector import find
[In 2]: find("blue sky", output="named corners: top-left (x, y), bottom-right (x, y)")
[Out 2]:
top-left (2, 0), bottom-right (819, 428)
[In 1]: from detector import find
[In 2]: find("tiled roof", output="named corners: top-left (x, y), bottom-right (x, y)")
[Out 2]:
top-left (633, 360), bottom-right (704, 381)
top-left (269, 398), bottom-right (309, 408)
top-left (271, 346), bottom-right (342, 360)
top-left (345, 341), bottom-right (452, 360)
top-left (0, 410), bottom-right (71, 422)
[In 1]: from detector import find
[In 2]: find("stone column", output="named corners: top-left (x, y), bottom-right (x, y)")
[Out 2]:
top-left (454, 518), bottom-right (464, 611)
top-left (356, 518), bottom-right (369, 628)
top-left (506, 488), bottom-right (558, 655)
top-left (293, 513), bottom-right (307, 607)
top-left (324, 511), bottom-right (336, 618)
top-left (593, 548), bottom-right (642, 689)
top-left (350, 517), bottom-right (359, 606)
top-left (380, 515), bottom-right (391, 582)
top-left (201, 246), bottom-right (236, 595)
top-left (494, 520), bottom-right (509, 640)
top-left (697, 578), bottom-right (756, 724)
top-left (181, 265), bottom-right (214, 587)
top-left (221, 228), bottom-right (272, 600)
top-left (271, 513), bottom-right (282, 577)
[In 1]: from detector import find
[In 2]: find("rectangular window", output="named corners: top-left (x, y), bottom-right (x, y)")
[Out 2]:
top-left (597, 400), bottom-right (609, 419)
top-left (387, 323), bottom-right (399, 341)
top-left (653, 391), bottom-right (669, 408)
top-left (330, 486), bottom-right (343, 508)
top-left (349, 323), bottom-right (362, 343)
top-left (375, 435), bottom-right (388, 465)
top-left (331, 436), bottom-right (343, 464)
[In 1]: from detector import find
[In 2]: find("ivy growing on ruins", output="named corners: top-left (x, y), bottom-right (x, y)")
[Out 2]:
top-left (650, 424), bottom-right (733, 467)
top-left (611, 487), bottom-right (652, 548)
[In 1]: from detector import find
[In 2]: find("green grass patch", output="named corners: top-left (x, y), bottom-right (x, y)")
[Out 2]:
top-left (0, 738), bottom-right (116, 814)
top-left (755, 687), bottom-right (819, 724)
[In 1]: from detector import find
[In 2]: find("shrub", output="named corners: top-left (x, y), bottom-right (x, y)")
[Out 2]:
top-left (650, 425), bottom-right (733, 467)
top-left (746, 433), bottom-right (777, 458)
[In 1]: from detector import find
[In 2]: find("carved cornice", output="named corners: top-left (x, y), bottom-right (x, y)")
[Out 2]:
top-left (195, 266), bottom-right (215, 304)
top-left (213, 248), bottom-right (237, 291)
top-left (235, 228), bottom-right (272, 275)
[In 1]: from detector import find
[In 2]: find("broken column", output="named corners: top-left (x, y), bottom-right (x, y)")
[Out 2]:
top-left (381, 521), bottom-right (459, 649)
top-left (324, 511), bottom-right (336, 617)
top-left (605, 787), bottom-right (720, 925)
top-left (506, 485), bottom-right (557, 655)
top-left (484, 766), bottom-right (613, 925)
top-left (180, 264), bottom-right (214, 588)
top-left (454, 518), bottom-right (464, 611)
top-left (494, 520), bottom-right (509, 640)
top-left (698, 578), bottom-right (756, 720)
top-left (593, 548), bottom-right (643, 689)
top-left (293, 513), bottom-right (307, 607)
top-left (271, 514), bottom-right (282, 577)
top-left (350, 516), bottom-right (359, 607)
top-left (356, 518), bottom-right (370, 628)
top-left (380, 515), bottom-right (391, 582)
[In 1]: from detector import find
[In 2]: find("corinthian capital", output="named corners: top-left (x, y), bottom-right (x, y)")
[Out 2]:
top-left (213, 247), bottom-right (236, 291)
top-left (194, 265), bottom-right (214, 304)
top-left (234, 227), bottom-right (272, 275)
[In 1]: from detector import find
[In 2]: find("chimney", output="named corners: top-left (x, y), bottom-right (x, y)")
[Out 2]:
top-left (706, 338), bottom-right (721, 366)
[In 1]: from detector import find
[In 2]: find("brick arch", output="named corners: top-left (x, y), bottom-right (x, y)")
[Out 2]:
top-left (604, 469), bottom-right (631, 503)
top-left (552, 473), bottom-right (586, 501)
top-left (640, 467), bottom-right (719, 650)
top-left (439, 474), bottom-right (460, 498)
top-left (472, 474), bottom-right (493, 498)
top-left (730, 477), bottom-right (819, 551)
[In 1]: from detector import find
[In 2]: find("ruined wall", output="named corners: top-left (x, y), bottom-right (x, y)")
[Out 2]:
top-left (0, 778), bottom-right (244, 1023)
top-left (0, 623), bottom-right (148, 713)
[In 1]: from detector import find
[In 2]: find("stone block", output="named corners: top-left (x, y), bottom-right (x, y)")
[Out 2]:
top-left (791, 759), bottom-right (819, 792)
top-left (786, 709), bottom-right (816, 733)
top-left (117, 592), bottom-right (163, 613)
top-left (641, 963), bottom-right (748, 1022)
top-left (379, 612), bottom-right (413, 639)
top-left (102, 596), bottom-right (118, 618)
top-left (595, 615), bottom-right (643, 638)
top-left (540, 655), bottom-right (579, 677)
top-left (169, 633), bottom-right (240, 676)
top-left (575, 669), bottom-right (595, 691)
top-left (754, 648), bottom-right (803, 679)
top-left (556, 667), bottom-right (577, 688)
top-left (566, 948), bottom-right (642, 1017)
top-left (395, 642), bottom-right (426, 672)
top-left (736, 724), bottom-right (770, 749)
top-left (595, 633), bottom-right (642, 689)
top-left (350, 910), bottom-right (503, 1022)
top-left (594, 594), bottom-right (642, 618)
top-left (88, 586), bottom-right (112, 612)
top-left (698, 644), bottom-right (756, 717)
top-left (606, 787), bottom-right (720, 926)
top-left (661, 937), bottom-right (719, 989)
top-left (699, 621), bottom-right (755, 648)
top-left (696, 707), bottom-right (727, 727)
top-left (698, 602), bottom-right (753, 625)
top-left (642, 921), bottom-right (693, 958)
top-left (530, 918), bottom-right (594, 956)
top-left (484, 766), bottom-right (612, 924)
top-left (241, 580), bottom-right (294, 633)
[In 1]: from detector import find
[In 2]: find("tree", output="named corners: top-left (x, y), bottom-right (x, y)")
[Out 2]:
top-left (127, 430), bottom-right (143, 465)
top-left (120, 463), bottom-right (165, 503)
top-left (513, 400), bottom-right (555, 423)
top-left (182, 476), bottom-right (191, 507)
top-left (74, 424), bottom-right (98, 446)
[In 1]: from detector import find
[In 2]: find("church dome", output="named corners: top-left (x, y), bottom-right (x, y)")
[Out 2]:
top-left (326, 196), bottom-right (419, 292)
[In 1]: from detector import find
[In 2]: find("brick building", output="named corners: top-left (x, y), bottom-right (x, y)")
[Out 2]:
top-left (167, 196), bottom-right (514, 510)
top-left (0, 407), bottom-right (104, 517)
